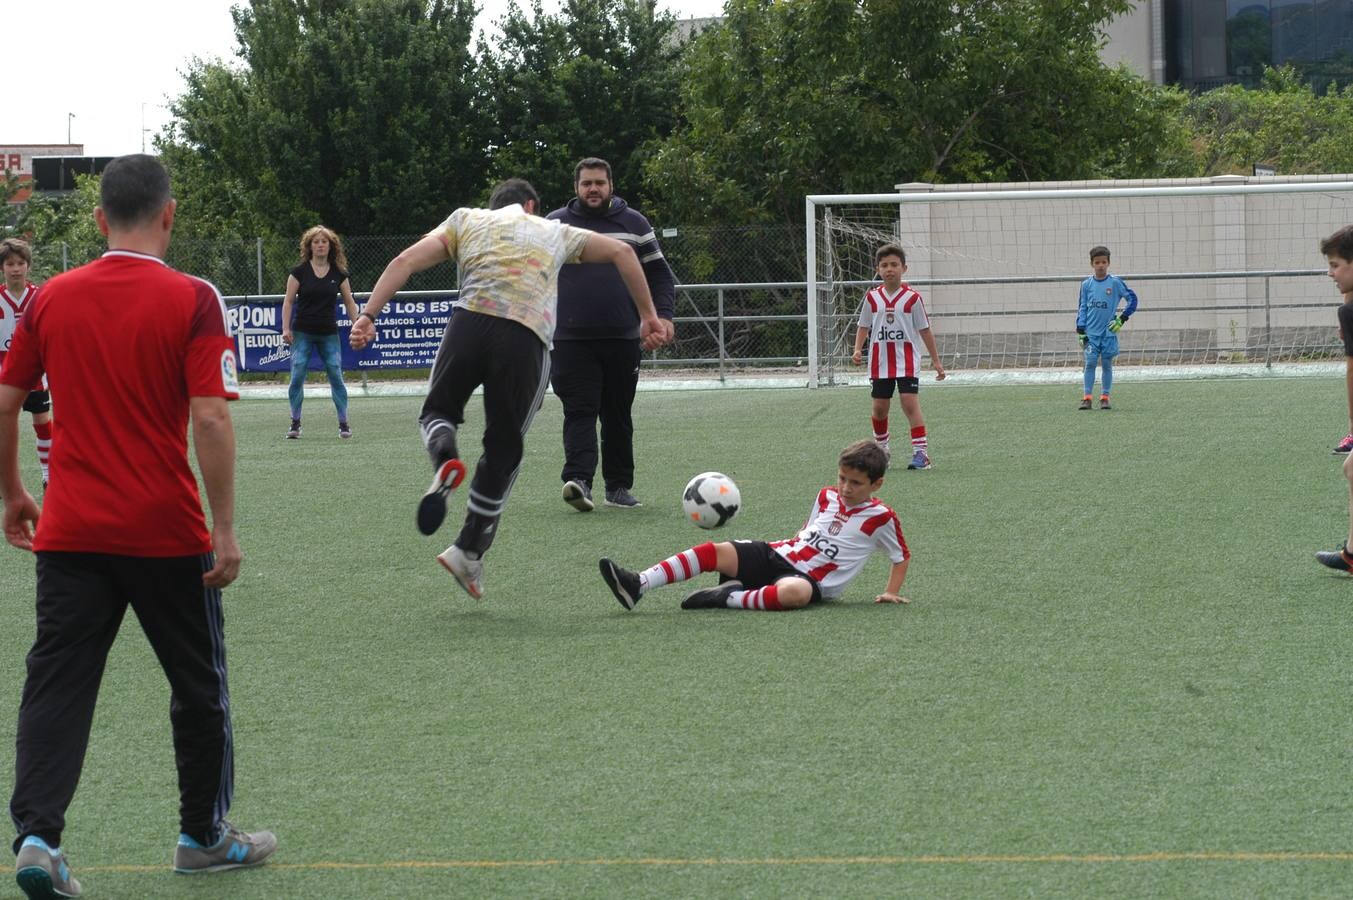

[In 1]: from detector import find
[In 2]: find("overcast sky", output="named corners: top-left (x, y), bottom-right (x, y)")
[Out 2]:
top-left (19, 0), bottom-right (723, 158)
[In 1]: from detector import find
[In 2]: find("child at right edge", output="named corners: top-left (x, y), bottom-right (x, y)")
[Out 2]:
top-left (598, 440), bottom-right (910, 611)
top-left (1316, 226), bottom-right (1353, 572)
top-left (1333, 288), bottom-right (1353, 455)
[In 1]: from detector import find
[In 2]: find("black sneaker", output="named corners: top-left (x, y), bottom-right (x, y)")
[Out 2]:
top-left (604, 487), bottom-right (642, 509)
top-left (286, 419), bottom-right (302, 439)
top-left (338, 422), bottom-right (352, 439)
top-left (599, 558), bottom-right (642, 610)
top-left (1078, 397), bottom-right (1092, 410)
top-left (1099, 395), bottom-right (1112, 410)
top-left (416, 458), bottom-right (466, 535)
top-left (1316, 543), bottom-right (1353, 572)
top-left (562, 480), bottom-right (594, 512)
top-left (681, 580), bottom-right (743, 610)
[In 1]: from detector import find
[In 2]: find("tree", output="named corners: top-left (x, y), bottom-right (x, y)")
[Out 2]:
top-left (161, 0), bottom-right (489, 242)
top-left (1185, 66), bottom-right (1353, 176)
top-left (641, 0), bottom-right (1199, 227)
top-left (10, 176), bottom-right (105, 277)
top-left (480, 0), bottom-right (682, 206)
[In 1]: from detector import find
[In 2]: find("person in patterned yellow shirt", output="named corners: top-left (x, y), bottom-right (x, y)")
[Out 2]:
top-left (351, 178), bottom-right (663, 599)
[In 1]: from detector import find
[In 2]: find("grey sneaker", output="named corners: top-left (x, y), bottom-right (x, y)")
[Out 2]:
top-left (286, 419), bottom-right (301, 439)
top-left (604, 487), bottom-right (642, 508)
top-left (681, 580), bottom-right (743, 610)
top-left (437, 544), bottom-right (484, 598)
top-left (173, 821), bottom-right (277, 874)
top-left (562, 480), bottom-right (594, 512)
top-left (599, 558), bottom-right (642, 610)
top-left (15, 837), bottom-right (81, 898)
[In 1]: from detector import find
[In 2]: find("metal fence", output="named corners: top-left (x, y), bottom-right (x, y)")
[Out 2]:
top-left (33, 230), bottom-right (1347, 382)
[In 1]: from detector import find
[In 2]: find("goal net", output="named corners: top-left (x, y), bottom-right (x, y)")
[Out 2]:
top-left (806, 179), bottom-right (1353, 386)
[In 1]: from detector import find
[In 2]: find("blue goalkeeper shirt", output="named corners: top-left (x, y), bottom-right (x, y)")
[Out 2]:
top-left (1077, 275), bottom-right (1138, 337)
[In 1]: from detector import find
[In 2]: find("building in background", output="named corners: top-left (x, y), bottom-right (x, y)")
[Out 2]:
top-left (1, 144), bottom-right (82, 203)
top-left (1102, 1), bottom-right (1353, 91)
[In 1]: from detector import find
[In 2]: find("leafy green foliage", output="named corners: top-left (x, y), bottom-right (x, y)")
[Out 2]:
top-left (480, 0), bottom-right (682, 208)
top-left (163, 0), bottom-right (488, 238)
top-left (11, 175), bottom-right (105, 277)
top-left (1184, 65), bottom-right (1353, 176)
top-left (643, 0), bottom-right (1200, 226)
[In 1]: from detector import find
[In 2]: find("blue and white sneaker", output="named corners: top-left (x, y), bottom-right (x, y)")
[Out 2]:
top-left (15, 836), bottom-right (81, 899)
top-left (173, 821), bottom-right (277, 874)
top-left (907, 449), bottom-right (932, 470)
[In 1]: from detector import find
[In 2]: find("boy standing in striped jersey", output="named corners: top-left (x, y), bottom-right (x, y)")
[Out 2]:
top-left (0, 239), bottom-right (53, 487)
top-left (600, 440), bottom-right (910, 611)
top-left (851, 243), bottom-right (945, 470)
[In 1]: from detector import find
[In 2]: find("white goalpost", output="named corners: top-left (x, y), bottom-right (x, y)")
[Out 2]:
top-left (805, 178), bottom-right (1353, 387)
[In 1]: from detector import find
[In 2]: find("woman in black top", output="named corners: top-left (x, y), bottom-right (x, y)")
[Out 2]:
top-left (281, 226), bottom-right (360, 438)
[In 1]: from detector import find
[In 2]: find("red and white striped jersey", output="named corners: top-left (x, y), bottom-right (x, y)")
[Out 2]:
top-left (0, 282), bottom-right (37, 360)
top-left (857, 283), bottom-right (929, 379)
top-left (771, 486), bottom-right (908, 598)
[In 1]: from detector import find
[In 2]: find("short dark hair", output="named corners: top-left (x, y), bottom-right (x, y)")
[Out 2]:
top-left (99, 154), bottom-right (172, 229)
top-left (1321, 226), bottom-right (1353, 261)
top-left (875, 243), bottom-right (906, 266)
top-left (0, 237), bottom-right (33, 266)
top-left (839, 439), bottom-right (888, 482)
top-left (573, 157), bottom-right (613, 185)
top-left (488, 178), bottom-right (540, 211)
top-left (1090, 245), bottom-right (1111, 261)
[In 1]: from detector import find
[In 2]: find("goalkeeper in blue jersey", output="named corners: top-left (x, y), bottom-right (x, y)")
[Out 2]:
top-left (1075, 245), bottom-right (1138, 410)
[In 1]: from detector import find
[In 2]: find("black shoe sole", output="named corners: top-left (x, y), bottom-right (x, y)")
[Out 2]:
top-left (417, 460), bottom-right (465, 535)
top-left (599, 558), bottom-right (638, 610)
top-left (681, 581), bottom-right (742, 610)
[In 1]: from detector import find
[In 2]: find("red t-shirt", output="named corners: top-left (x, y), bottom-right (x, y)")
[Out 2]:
top-left (0, 250), bottom-right (240, 556)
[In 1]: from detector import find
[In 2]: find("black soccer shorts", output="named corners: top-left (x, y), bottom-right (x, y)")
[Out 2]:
top-left (870, 377), bottom-right (919, 399)
top-left (22, 390), bottom-right (50, 415)
top-left (725, 540), bottom-right (823, 603)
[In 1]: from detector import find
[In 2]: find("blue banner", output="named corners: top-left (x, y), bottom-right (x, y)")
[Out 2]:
top-left (228, 297), bottom-right (456, 372)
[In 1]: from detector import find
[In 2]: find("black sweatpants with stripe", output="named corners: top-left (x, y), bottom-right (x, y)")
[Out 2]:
top-left (9, 551), bottom-right (233, 853)
top-left (420, 309), bottom-right (550, 557)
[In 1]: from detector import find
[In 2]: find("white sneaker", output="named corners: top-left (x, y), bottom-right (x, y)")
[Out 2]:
top-left (437, 544), bottom-right (483, 599)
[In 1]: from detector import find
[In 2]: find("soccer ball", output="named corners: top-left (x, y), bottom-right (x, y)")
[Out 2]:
top-left (682, 472), bottom-right (741, 529)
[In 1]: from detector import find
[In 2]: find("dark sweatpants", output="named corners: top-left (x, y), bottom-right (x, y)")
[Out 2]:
top-left (419, 309), bottom-right (551, 557)
top-left (549, 337), bottom-right (641, 492)
top-left (10, 551), bottom-right (233, 853)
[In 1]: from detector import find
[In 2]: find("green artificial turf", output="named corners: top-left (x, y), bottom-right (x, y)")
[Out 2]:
top-left (1, 376), bottom-right (1351, 897)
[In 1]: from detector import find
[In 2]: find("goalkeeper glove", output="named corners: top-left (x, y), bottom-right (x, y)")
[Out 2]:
top-left (1077, 328), bottom-right (1087, 347)
top-left (1108, 314), bottom-right (1128, 333)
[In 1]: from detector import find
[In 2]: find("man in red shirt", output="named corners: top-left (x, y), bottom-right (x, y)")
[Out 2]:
top-left (0, 155), bottom-right (275, 899)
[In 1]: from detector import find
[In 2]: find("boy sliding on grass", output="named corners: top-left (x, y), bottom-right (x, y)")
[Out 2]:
top-left (1076, 245), bottom-right (1138, 410)
top-left (1316, 226), bottom-right (1353, 572)
top-left (599, 440), bottom-right (910, 611)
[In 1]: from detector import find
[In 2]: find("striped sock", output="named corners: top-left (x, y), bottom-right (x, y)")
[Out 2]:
top-left (871, 417), bottom-right (889, 445)
top-left (910, 424), bottom-right (927, 453)
top-left (730, 584), bottom-right (783, 611)
top-left (34, 420), bottom-right (52, 481)
top-left (640, 542), bottom-right (718, 592)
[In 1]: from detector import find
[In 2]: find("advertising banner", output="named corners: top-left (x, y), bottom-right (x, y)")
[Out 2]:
top-left (228, 297), bottom-right (456, 372)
